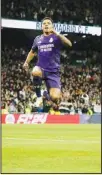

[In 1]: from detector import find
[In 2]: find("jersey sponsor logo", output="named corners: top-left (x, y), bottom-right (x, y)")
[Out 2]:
top-left (49, 38), bottom-right (53, 43)
top-left (38, 43), bottom-right (54, 52)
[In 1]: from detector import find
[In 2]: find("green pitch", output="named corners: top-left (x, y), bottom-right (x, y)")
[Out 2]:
top-left (2, 124), bottom-right (101, 173)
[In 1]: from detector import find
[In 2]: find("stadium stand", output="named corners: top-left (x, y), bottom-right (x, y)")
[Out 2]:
top-left (2, 0), bottom-right (101, 25)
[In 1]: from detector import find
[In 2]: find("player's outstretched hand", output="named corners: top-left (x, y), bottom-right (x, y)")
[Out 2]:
top-left (23, 62), bottom-right (29, 71)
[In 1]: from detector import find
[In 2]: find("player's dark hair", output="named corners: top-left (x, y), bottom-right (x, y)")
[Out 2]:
top-left (42, 17), bottom-right (53, 24)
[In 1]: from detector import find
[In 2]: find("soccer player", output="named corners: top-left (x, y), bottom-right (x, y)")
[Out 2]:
top-left (23, 17), bottom-right (72, 107)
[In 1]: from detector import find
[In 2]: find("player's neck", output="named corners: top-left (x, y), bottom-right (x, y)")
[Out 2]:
top-left (43, 32), bottom-right (52, 36)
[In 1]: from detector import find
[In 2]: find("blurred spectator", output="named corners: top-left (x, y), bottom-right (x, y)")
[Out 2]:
top-left (81, 93), bottom-right (89, 105)
top-left (8, 101), bottom-right (18, 113)
top-left (2, 102), bottom-right (8, 114)
top-left (25, 105), bottom-right (32, 114)
top-left (93, 101), bottom-right (101, 113)
top-left (1, 0), bottom-right (101, 25)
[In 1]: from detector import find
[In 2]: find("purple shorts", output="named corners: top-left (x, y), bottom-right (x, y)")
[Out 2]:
top-left (43, 70), bottom-right (61, 90)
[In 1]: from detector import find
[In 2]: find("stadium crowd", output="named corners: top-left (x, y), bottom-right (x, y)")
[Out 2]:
top-left (2, 0), bottom-right (101, 25)
top-left (1, 45), bottom-right (101, 115)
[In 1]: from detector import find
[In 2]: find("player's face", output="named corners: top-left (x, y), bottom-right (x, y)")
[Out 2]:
top-left (42, 19), bottom-right (53, 34)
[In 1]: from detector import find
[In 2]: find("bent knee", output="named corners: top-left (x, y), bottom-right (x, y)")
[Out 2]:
top-left (32, 71), bottom-right (42, 77)
top-left (50, 89), bottom-right (61, 101)
top-left (32, 66), bottom-right (42, 77)
top-left (50, 94), bottom-right (60, 101)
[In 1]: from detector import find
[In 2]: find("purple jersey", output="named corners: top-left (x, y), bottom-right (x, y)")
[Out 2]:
top-left (31, 34), bottom-right (63, 72)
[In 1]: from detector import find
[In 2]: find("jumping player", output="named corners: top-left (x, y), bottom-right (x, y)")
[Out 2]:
top-left (23, 17), bottom-right (72, 106)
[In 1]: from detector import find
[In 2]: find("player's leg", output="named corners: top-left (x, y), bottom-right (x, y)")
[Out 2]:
top-left (49, 88), bottom-right (61, 104)
top-left (32, 66), bottom-right (42, 77)
top-left (31, 66), bottom-right (43, 98)
top-left (44, 71), bottom-right (61, 104)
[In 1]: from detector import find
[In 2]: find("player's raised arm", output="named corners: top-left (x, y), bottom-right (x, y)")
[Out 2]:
top-left (51, 29), bottom-right (72, 47)
top-left (58, 33), bottom-right (72, 47)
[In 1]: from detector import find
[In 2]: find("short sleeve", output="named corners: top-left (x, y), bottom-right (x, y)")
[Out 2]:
top-left (31, 37), bottom-right (38, 52)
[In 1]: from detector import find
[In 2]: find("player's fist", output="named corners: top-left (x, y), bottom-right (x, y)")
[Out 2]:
top-left (23, 62), bottom-right (29, 70)
top-left (50, 28), bottom-right (59, 36)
